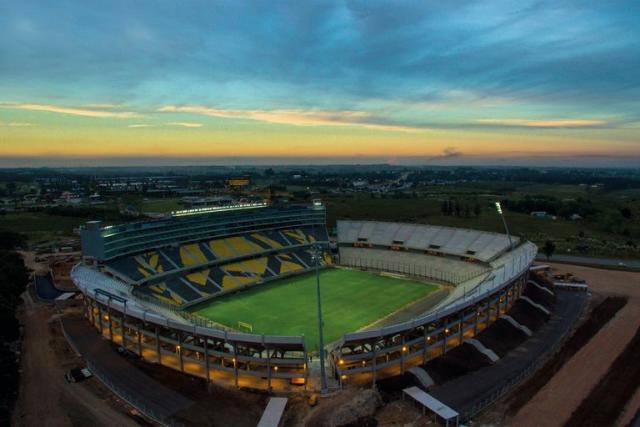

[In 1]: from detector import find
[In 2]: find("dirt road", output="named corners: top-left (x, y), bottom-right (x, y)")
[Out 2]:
top-left (506, 264), bottom-right (640, 427)
top-left (12, 291), bottom-right (138, 427)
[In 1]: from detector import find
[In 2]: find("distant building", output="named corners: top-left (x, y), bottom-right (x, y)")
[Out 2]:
top-left (227, 176), bottom-right (250, 189)
top-left (530, 211), bottom-right (548, 218)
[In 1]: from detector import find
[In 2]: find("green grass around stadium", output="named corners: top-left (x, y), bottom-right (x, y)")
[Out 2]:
top-left (190, 268), bottom-right (438, 352)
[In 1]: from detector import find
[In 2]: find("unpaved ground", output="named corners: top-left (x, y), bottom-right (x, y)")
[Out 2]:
top-left (12, 292), bottom-right (138, 427)
top-left (19, 251), bottom-right (47, 275)
top-left (375, 400), bottom-right (437, 426)
top-left (506, 264), bottom-right (640, 427)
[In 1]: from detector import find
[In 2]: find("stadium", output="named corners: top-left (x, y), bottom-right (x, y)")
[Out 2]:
top-left (71, 200), bottom-right (537, 394)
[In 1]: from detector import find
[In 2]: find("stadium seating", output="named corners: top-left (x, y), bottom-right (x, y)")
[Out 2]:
top-left (339, 247), bottom-right (487, 285)
top-left (337, 220), bottom-right (518, 262)
top-left (106, 226), bottom-right (331, 306)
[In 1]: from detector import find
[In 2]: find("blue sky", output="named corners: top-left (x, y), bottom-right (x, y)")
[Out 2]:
top-left (0, 1), bottom-right (639, 167)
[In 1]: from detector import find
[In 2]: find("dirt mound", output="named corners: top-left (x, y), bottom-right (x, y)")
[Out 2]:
top-left (523, 284), bottom-right (555, 309)
top-left (304, 389), bottom-right (382, 427)
top-left (376, 373), bottom-right (418, 397)
top-left (509, 299), bottom-right (550, 332)
top-left (424, 342), bottom-right (492, 384)
top-left (477, 318), bottom-right (528, 357)
top-left (375, 400), bottom-right (432, 427)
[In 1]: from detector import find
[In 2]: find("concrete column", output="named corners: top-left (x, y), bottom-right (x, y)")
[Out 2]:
top-left (372, 341), bottom-right (377, 386)
top-left (155, 326), bottom-right (161, 364)
top-left (233, 342), bottom-right (239, 387)
top-left (178, 331), bottom-right (184, 372)
top-left (121, 312), bottom-right (127, 349)
top-left (442, 319), bottom-right (448, 355)
top-left (107, 301), bottom-right (113, 341)
top-left (400, 336), bottom-right (406, 374)
top-left (266, 347), bottom-right (272, 391)
top-left (474, 303), bottom-right (479, 336)
top-left (203, 338), bottom-right (210, 383)
top-left (137, 323), bottom-right (142, 356)
top-left (422, 327), bottom-right (428, 364)
top-left (486, 296), bottom-right (491, 327)
top-left (505, 287), bottom-right (511, 311)
top-left (303, 346), bottom-right (308, 392)
top-left (97, 304), bottom-right (103, 335)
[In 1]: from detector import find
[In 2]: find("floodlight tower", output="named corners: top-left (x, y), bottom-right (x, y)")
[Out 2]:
top-left (495, 202), bottom-right (514, 251)
top-left (311, 243), bottom-right (328, 393)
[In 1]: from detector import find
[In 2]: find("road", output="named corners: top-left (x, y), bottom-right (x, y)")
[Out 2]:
top-left (12, 291), bottom-right (138, 427)
top-left (536, 254), bottom-right (640, 270)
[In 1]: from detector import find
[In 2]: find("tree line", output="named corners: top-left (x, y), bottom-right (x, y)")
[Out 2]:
top-left (441, 199), bottom-right (482, 217)
top-left (0, 231), bottom-right (29, 425)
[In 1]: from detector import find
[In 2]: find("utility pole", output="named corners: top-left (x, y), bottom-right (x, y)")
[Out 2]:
top-left (312, 243), bottom-right (328, 393)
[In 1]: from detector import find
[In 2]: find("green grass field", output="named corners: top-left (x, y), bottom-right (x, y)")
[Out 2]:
top-left (190, 268), bottom-right (437, 351)
top-left (0, 212), bottom-right (86, 243)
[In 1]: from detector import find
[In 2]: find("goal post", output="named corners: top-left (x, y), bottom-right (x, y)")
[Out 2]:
top-left (238, 321), bottom-right (253, 333)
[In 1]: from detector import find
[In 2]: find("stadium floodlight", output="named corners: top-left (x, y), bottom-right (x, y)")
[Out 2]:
top-left (494, 202), bottom-right (503, 215)
top-left (495, 202), bottom-right (514, 251)
top-left (311, 243), bottom-right (328, 394)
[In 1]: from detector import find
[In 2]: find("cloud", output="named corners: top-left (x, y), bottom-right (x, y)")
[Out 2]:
top-left (127, 123), bottom-right (152, 128)
top-left (158, 105), bottom-right (423, 132)
top-left (0, 121), bottom-right (34, 127)
top-left (166, 121), bottom-right (203, 128)
top-left (423, 146), bottom-right (464, 163)
top-left (0, 103), bottom-right (141, 118)
top-left (475, 118), bottom-right (607, 128)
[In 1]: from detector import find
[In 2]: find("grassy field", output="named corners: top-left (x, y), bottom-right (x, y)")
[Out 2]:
top-left (190, 268), bottom-right (437, 351)
top-left (323, 190), bottom-right (640, 259)
top-left (142, 198), bottom-right (183, 213)
top-left (0, 213), bottom-right (85, 243)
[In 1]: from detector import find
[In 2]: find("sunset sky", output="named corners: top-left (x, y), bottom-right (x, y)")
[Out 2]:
top-left (1, 1), bottom-right (639, 167)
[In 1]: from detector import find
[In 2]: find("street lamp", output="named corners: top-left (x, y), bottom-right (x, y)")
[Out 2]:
top-left (495, 202), bottom-right (514, 251)
top-left (311, 243), bottom-right (328, 393)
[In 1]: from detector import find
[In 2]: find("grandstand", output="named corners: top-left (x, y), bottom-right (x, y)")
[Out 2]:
top-left (83, 203), bottom-right (330, 307)
top-left (337, 220), bottom-right (517, 263)
top-left (72, 202), bottom-right (537, 392)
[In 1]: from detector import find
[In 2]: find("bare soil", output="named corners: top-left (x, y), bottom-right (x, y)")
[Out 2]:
top-left (503, 295), bottom-right (627, 416)
top-left (12, 293), bottom-right (138, 427)
top-left (505, 263), bottom-right (640, 427)
top-left (564, 324), bottom-right (640, 427)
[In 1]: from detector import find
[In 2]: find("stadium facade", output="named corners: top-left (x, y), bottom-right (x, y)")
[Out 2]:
top-left (72, 201), bottom-right (536, 391)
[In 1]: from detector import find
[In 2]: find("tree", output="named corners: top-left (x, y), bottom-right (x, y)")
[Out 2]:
top-left (0, 231), bottom-right (25, 251)
top-left (543, 240), bottom-right (556, 260)
top-left (441, 200), bottom-right (449, 216)
top-left (473, 202), bottom-right (481, 217)
top-left (5, 182), bottom-right (16, 196)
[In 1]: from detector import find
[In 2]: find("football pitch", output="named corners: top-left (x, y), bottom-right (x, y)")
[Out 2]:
top-left (189, 268), bottom-right (438, 352)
